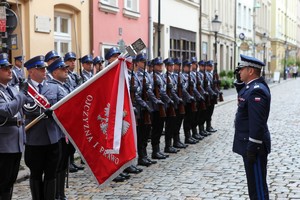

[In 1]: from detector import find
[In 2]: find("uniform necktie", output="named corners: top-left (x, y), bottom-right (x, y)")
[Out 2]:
top-left (38, 84), bottom-right (43, 93)
top-left (6, 87), bottom-right (14, 98)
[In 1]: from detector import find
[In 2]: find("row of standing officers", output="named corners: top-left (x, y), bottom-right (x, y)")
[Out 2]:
top-left (0, 46), bottom-right (223, 200)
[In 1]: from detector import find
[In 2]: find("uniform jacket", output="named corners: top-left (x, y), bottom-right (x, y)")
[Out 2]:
top-left (233, 77), bottom-right (271, 156)
top-left (164, 72), bottom-right (181, 109)
top-left (10, 66), bottom-right (25, 87)
top-left (24, 79), bottom-right (65, 145)
top-left (0, 85), bottom-right (26, 153)
top-left (67, 70), bottom-right (81, 89)
top-left (173, 72), bottom-right (193, 105)
top-left (81, 70), bottom-right (93, 83)
top-left (136, 68), bottom-right (160, 111)
top-left (152, 72), bottom-right (172, 111)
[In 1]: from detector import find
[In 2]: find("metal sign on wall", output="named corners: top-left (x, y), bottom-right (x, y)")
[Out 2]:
top-left (35, 15), bottom-right (51, 33)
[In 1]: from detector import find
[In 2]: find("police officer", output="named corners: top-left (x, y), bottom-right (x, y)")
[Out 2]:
top-left (10, 55), bottom-right (25, 88)
top-left (93, 56), bottom-right (104, 73)
top-left (181, 60), bottom-right (199, 144)
top-left (24, 55), bottom-right (64, 200)
top-left (151, 57), bottom-right (173, 159)
top-left (80, 55), bottom-right (93, 82)
top-left (0, 53), bottom-right (28, 200)
top-left (233, 55), bottom-right (271, 199)
top-left (135, 54), bottom-right (158, 166)
top-left (190, 57), bottom-right (205, 140)
top-left (204, 60), bottom-right (218, 133)
top-left (105, 47), bottom-right (121, 66)
top-left (172, 58), bottom-right (191, 149)
top-left (45, 50), bottom-right (60, 80)
top-left (163, 57), bottom-right (182, 153)
top-left (64, 52), bottom-right (82, 89)
top-left (198, 60), bottom-right (212, 137)
top-left (47, 57), bottom-right (71, 200)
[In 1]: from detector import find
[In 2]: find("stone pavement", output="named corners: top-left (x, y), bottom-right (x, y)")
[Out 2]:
top-left (13, 78), bottom-right (300, 199)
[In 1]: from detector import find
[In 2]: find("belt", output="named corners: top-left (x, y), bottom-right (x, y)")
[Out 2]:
top-left (0, 120), bottom-right (23, 127)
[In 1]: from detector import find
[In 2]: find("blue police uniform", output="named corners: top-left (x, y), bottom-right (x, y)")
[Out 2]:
top-left (233, 54), bottom-right (271, 199)
top-left (64, 52), bottom-right (82, 88)
top-left (23, 55), bottom-right (65, 200)
top-left (0, 53), bottom-right (26, 199)
top-left (80, 55), bottom-right (93, 82)
top-left (10, 56), bottom-right (25, 88)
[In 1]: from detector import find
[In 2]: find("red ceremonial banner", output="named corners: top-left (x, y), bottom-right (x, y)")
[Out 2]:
top-left (52, 58), bottom-right (137, 186)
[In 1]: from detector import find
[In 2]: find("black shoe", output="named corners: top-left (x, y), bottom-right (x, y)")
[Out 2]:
top-left (191, 137), bottom-right (200, 143)
top-left (152, 152), bottom-right (167, 159)
top-left (192, 133), bottom-right (204, 140)
top-left (69, 164), bottom-right (78, 173)
top-left (164, 146), bottom-right (179, 153)
top-left (173, 141), bottom-right (187, 149)
top-left (185, 137), bottom-right (197, 144)
top-left (119, 172), bottom-right (130, 179)
top-left (204, 130), bottom-right (212, 135)
top-left (138, 158), bottom-right (152, 167)
top-left (71, 163), bottom-right (84, 170)
top-left (146, 158), bottom-right (157, 164)
top-left (199, 130), bottom-right (208, 137)
top-left (206, 127), bottom-right (217, 133)
top-left (132, 165), bottom-right (143, 173)
top-left (113, 175), bottom-right (125, 182)
top-left (124, 165), bottom-right (142, 174)
top-left (158, 151), bottom-right (169, 158)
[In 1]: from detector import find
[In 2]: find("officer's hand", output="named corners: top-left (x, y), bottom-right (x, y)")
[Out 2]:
top-left (19, 81), bottom-right (29, 94)
top-left (190, 96), bottom-right (195, 102)
top-left (178, 98), bottom-right (183, 103)
top-left (156, 99), bottom-right (164, 105)
top-left (246, 151), bottom-right (257, 164)
top-left (145, 105), bottom-right (153, 113)
top-left (133, 107), bottom-right (138, 115)
top-left (44, 108), bottom-right (53, 118)
top-left (169, 100), bottom-right (174, 105)
top-left (234, 68), bottom-right (242, 83)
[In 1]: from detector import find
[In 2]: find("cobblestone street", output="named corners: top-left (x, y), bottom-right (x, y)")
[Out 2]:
top-left (13, 79), bottom-right (300, 199)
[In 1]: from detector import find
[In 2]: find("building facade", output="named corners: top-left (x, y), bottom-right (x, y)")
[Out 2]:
top-left (3, 0), bottom-right (90, 65)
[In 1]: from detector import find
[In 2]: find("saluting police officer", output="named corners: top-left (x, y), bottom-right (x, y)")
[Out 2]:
top-left (0, 53), bottom-right (28, 200)
top-left (135, 54), bottom-right (158, 166)
top-left (23, 55), bottom-right (65, 200)
top-left (233, 55), bottom-right (271, 199)
top-left (47, 57), bottom-right (71, 200)
top-left (45, 50), bottom-right (60, 81)
top-left (9, 55), bottom-right (25, 89)
top-left (163, 58), bottom-right (182, 154)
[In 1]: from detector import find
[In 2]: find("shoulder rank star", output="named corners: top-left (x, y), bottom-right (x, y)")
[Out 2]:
top-left (254, 84), bottom-right (260, 88)
top-left (254, 97), bottom-right (261, 102)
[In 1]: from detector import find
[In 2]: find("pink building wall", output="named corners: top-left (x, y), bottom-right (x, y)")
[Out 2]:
top-left (92, 0), bottom-right (149, 57)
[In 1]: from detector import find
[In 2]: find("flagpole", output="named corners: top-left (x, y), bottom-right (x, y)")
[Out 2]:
top-left (25, 38), bottom-right (146, 131)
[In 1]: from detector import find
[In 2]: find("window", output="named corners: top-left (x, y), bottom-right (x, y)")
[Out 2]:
top-left (169, 39), bottom-right (196, 60)
top-left (54, 13), bottom-right (72, 56)
top-left (123, 0), bottom-right (140, 19)
top-left (99, 0), bottom-right (119, 14)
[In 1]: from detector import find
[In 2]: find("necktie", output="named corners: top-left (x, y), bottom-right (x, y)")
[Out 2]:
top-left (38, 84), bottom-right (43, 93)
top-left (6, 87), bottom-right (14, 98)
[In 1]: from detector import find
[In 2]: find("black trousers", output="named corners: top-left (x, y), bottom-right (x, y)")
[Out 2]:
top-left (151, 111), bottom-right (165, 146)
top-left (25, 143), bottom-right (60, 181)
top-left (0, 153), bottom-right (22, 194)
top-left (165, 115), bottom-right (176, 147)
top-left (137, 112), bottom-right (151, 159)
top-left (243, 152), bottom-right (269, 200)
top-left (57, 138), bottom-right (69, 173)
top-left (174, 109), bottom-right (184, 141)
top-left (205, 103), bottom-right (215, 126)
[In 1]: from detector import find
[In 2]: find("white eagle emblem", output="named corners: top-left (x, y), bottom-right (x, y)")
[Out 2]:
top-left (97, 103), bottom-right (130, 139)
